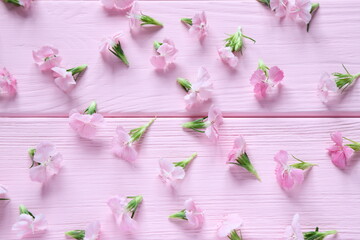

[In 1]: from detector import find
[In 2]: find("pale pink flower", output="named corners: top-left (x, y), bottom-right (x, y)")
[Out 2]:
top-left (274, 150), bottom-right (304, 190)
top-left (250, 66), bottom-right (284, 99)
top-left (189, 11), bottom-right (208, 40)
top-left (84, 221), bottom-right (101, 240)
top-left (101, 0), bottom-right (134, 12)
top-left (270, 0), bottom-right (288, 18)
top-left (159, 158), bottom-right (185, 185)
top-left (317, 73), bottom-right (337, 103)
top-left (205, 105), bottom-right (223, 141)
top-left (112, 126), bottom-right (138, 162)
top-left (285, 214), bottom-right (304, 240)
top-left (184, 199), bottom-right (204, 228)
top-left (227, 135), bottom-right (246, 163)
top-left (217, 214), bottom-right (243, 239)
top-left (69, 110), bottom-right (104, 139)
top-left (32, 46), bottom-right (62, 71)
top-left (217, 47), bottom-right (238, 68)
top-left (12, 214), bottom-right (47, 239)
top-left (107, 196), bottom-right (138, 232)
top-left (184, 67), bottom-right (213, 109)
top-left (0, 67), bottom-right (17, 97)
top-left (327, 132), bottom-right (354, 169)
top-left (289, 0), bottom-right (312, 24)
top-left (29, 142), bottom-right (63, 183)
top-left (150, 39), bottom-right (178, 70)
top-left (51, 67), bottom-right (76, 93)
top-left (99, 33), bottom-right (122, 56)
top-left (19, 0), bottom-right (32, 9)
top-left (128, 2), bottom-right (141, 30)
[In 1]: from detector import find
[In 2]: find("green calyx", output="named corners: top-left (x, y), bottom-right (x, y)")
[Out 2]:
top-left (307, 3), bottom-right (320, 32)
top-left (153, 41), bottom-right (163, 50)
top-left (228, 229), bottom-right (242, 240)
top-left (110, 41), bottom-right (129, 66)
top-left (257, 59), bottom-right (270, 77)
top-left (229, 152), bottom-right (261, 181)
top-left (182, 117), bottom-right (208, 133)
top-left (169, 209), bottom-right (187, 220)
top-left (181, 18), bottom-right (193, 26)
top-left (67, 64), bottom-right (88, 81)
top-left (343, 137), bottom-right (360, 151)
top-left (303, 227), bottom-right (337, 240)
top-left (28, 148), bottom-right (37, 168)
top-left (256, 0), bottom-right (270, 7)
top-left (19, 205), bottom-right (35, 219)
top-left (174, 153), bottom-right (197, 169)
top-left (4, 0), bottom-right (21, 7)
top-left (177, 78), bottom-right (192, 92)
top-left (65, 230), bottom-right (85, 240)
top-left (84, 101), bottom-right (97, 115)
top-left (129, 118), bottom-right (156, 143)
top-left (332, 64), bottom-right (360, 90)
top-left (290, 155), bottom-right (317, 170)
top-left (225, 27), bottom-right (256, 53)
top-left (140, 14), bottom-right (163, 27)
top-left (126, 195), bottom-right (143, 218)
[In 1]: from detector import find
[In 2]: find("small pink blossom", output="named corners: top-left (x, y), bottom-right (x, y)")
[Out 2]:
top-left (51, 67), bottom-right (76, 93)
top-left (107, 196), bottom-right (138, 232)
top-left (101, 0), bottom-right (134, 12)
top-left (270, 0), bottom-right (288, 18)
top-left (184, 67), bottom-right (213, 109)
top-left (128, 2), bottom-right (141, 30)
top-left (327, 132), bottom-right (354, 169)
top-left (32, 46), bottom-right (62, 71)
top-left (274, 150), bottom-right (304, 190)
top-left (289, 0), bottom-right (312, 24)
top-left (29, 142), bottom-right (63, 183)
top-left (112, 126), bottom-right (138, 162)
top-left (150, 39), bottom-right (178, 70)
top-left (0, 67), bottom-right (17, 97)
top-left (227, 135), bottom-right (246, 164)
top-left (188, 11), bottom-right (208, 40)
top-left (12, 214), bottom-right (47, 239)
top-left (205, 105), bottom-right (223, 141)
top-left (69, 106), bottom-right (104, 139)
top-left (217, 214), bottom-right (243, 239)
top-left (217, 47), bottom-right (238, 68)
top-left (99, 33), bottom-right (122, 56)
top-left (184, 199), bottom-right (204, 228)
top-left (84, 221), bottom-right (101, 240)
top-left (285, 214), bottom-right (304, 240)
top-left (317, 73), bottom-right (337, 102)
top-left (159, 158), bottom-right (185, 185)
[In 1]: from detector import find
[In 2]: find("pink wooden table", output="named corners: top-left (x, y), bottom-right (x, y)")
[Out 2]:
top-left (1, 0), bottom-right (359, 239)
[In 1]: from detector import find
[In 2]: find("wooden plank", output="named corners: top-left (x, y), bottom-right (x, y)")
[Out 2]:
top-left (0, 117), bottom-right (359, 239)
top-left (0, 0), bottom-right (359, 117)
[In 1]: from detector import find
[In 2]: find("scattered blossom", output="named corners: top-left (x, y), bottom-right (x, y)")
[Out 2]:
top-left (100, 33), bottom-right (129, 66)
top-left (181, 11), bottom-right (208, 40)
top-left (327, 132), bottom-right (359, 169)
top-left (0, 67), bottom-right (17, 97)
top-left (150, 39), bottom-right (178, 70)
top-left (217, 214), bottom-right (243, 240)
top-left (169, 198), bottom-right (204, 228)
top-left (33, 46), bottom-right (62, 71)
top-left (12, 205), bottom-right (47, 239)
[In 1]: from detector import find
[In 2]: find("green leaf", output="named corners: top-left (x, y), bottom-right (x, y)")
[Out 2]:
top-left (84, 101), bottom-right (97, 115)
top-left (65, 230), bottom-right (85, 240)
top-left (174, 153), bottom-right (197, 168)
top-left (110, 42), bottom-right (129, 66)
top-left (129, 118), bottom-right (156, 143)
top-left (140, 14), bottom-right (163, 26)
top-left (177, 78), bottom-right (192, 92)
top-left (234, 153), bottom-right (261, 181)
top-left (169, 209), bottom-right (187, 220)
top-left (303, 228), bottom-right (337, 240)
top-left (181, 18), bottom-right (193, 26)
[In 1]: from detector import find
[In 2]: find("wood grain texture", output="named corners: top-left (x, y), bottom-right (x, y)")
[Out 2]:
top-left (1, 0), bottom-right (360, 117)
top-left (0, 117), bottom-right (359, 239)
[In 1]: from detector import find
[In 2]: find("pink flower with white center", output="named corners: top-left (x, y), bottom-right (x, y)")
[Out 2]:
top-left (12, 206), bottom-right (47, 239)
top-left (188, 11), bottom-right (208, 40)
top-left (205, 105), bottom-right (223, 141)
top-left (84, 221), bottom-right (101, 240)
top-left (29, 142), bottom-right (63, 183)
top-left (112, 126), bottom-right (138, 162)
top-left (32, 46), bottom-right (62, 71)
top-left (327, 132), bottom-right (355, 169)
top-left (184, 199), bottom-right (204, 228)
top-left (285, 214), bottom-right (304, 240)
top-left (51, 67), bottom-right (76, 92)
top-left (0, 67), bottom-right (17, 97)
top-left (159, 158), bottom-right (185, 185)
top-left (217, 214), bottom-right (243, 239)
top-left (101, 0), bottom-right (134, 12)
top-left (317, 73), bottom-right (338, 103)
top-left (217, 47), bottom-right (238, 68)
top-left (150, 39), bottom-right (178, 70)
top-left (270, 0), bottom-right (288, 18)
top-left (288, 0), bottom-right (312, 24)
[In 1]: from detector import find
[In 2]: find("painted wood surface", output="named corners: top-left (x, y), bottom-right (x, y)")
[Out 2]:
top-left (0, 118), bottom-right (359, 239)
top-left (1, 0), bottom-right (360, 117)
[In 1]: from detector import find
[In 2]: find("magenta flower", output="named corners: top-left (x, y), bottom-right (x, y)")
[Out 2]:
top-left (217, 47), bottom-right (238, 68)
top-left (217, 214), bottom-right (243, 239)
top-left (288, 0), bottom-right (312, 24)
top-left (181, 11), bottom-right (208, 40)
top-left (101, 0), bottom-right (134, 12)
top-left (12, 205), bottom-right (47, 239)
top-left (169, 198), bottom-right (204, 229)
top-left (327, 132), bottom-right (358, 169)
top-left (270, 0), bottom-right (288, 17)
top-left (128, 2), bottom-right (163, 30)
top-left (32, 46), bottom-right (62, 71)
top-left (100, 33), bottom-right (129, 66)
top-left (150, 39), bottom-right (178, 70)
top-left (66, 221), bottom-right (101, 240)
top-left (0, 67), bottom-right (17, 97)
top-left (28, 142), bottom-right (63, 183)
top-left (51, 65), bottom-right (87, 93)
top-left (177, 67), bottom-right (213, 109)
top-left (250, 60), bottom-right (284, 99)
top-left (285, 214), bottom-right (304, 240)
top-left (0, 185), bottom-right (9, 200)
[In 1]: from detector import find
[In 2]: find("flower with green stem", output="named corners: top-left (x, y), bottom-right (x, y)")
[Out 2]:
top-left (217, 214), bottom-right (243, 240)
top-left (51, 64), bottom-right (87, 92)
top-left (100, 33), bottom-right (129, 66)
top-left (4, 0), bottom-right (32, 9)
top-left (12, 205), bottom-right (48, 238)
top-left (169, 198), bottom-right (204, 228)
top-left (128, 3), bottom-right (163, 30)
top-left (224, 26), bottom-right (256, 53)
top-left (65, 221), bottom-right (101, 240)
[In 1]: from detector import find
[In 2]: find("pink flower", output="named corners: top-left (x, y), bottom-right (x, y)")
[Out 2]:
top-left (51, 67), bottom-right (76, 93)
top-left (289, 0), bottom-right (312, 24)
top-left (327, 132), bottom-right (354, 169)
top-left (317, 73), bottom-right (338, 102)
top-left (270, 0), bottom-right (288, 18)
top-left (19, 0), bottom-right (32, 9)
top-left (228, 136), bottom-right (246, 163)
top-left (184, 67), bottom-right (213, 109)
top-left (189, 11), bottom-right (208, 40)
top-left (29, 142), bottom-right (63, 183)
top-left (217, 47), bottom-right (238, 68)
top-left (112, 126), bottom-right (138, 162)
top-left (12, 214), bottom-right (47, 239)
top-left (99, 33), bottom-right (122, 56)
top-left (274, 150), bottom-right (304, 190)
top-left (101, 0), bottom-right (134, 12)
top-left (32, 46), bottom-right (62, 71)
top-left (0, 67), bottom-right (17, 97)
top-left (159, 158), bottom-right (185, 185)
top-left (205, 105), bottom-right (223, 141)
top-left (107, 196), bottom-right (138, 232)
top-left (128, 2), bottom-right (141, 30)
top-left (150, 39), bottom-right (178, 70)
top-left (217, 214), bottom-right (243, 239)
top-left (184, 199), bottom-right (204, 228)
top-left (84, 221), bottom-right (101, 240)
top-left (285, 214), bottom-right (304, 240)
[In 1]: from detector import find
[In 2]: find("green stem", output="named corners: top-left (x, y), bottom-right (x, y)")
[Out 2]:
top-left (169, 209), bottom-right (187, 220)
top-left (174, 152), bottom-right (197, 168)
top-left (84, 101), bottom-right (97, 115)
top-left (181, 18), bottom-right (193, 26)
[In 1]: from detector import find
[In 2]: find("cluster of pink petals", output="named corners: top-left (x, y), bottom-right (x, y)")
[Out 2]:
top-left (317, 72), bottom-right (338, 102)
top-left (284, 213), bottom-right (303, 240)
top-left (99, 33), bottom-right (123, 57)
top-left (217, 47), bottom-right (238, 68)
top-left (184, 67), bottom-right (213, 109)
top-left (188, 11), bottom-right (208, 40)
top-left (158, 158), bottom-right (185, 185)
top-left (101, 0), bottom-right (134, 12)
top-left (107, 196), bottom-right (138, 232)
top-left (270, 0), bottom-right (289, 18)
top-left (0, 67), bottom-right (17, 97)
top-left (184, 198), bottom-right (204, 228)
top-left (51, 67), bottom-right (76, 93)
top-left (227, 135), bottom-right (246, 164)
top-left (29, 142), bottom-right (63, 183)
top-left (274, 150), bottom-right (304, 190)
top-left (205, 105), bottom-right (223, 142)
top-left (32, 46), bottom-right (62, 72)
top-left (217, 214), bottom-right (243, 239)
top-left (12, 214), bottom-right (47, 239)
top-left (150, 39), bottom-right (178, 70)
top-left (84, 221), bottom-right (101, 240)
top-left (327, 132), bottom-right (354, 169)
top-left (270, 0), bottom-right (312, 24)
top-left (69, 109), bottom-right (104, 139)
top-left (250, 66), bottom-right (284, 99)
top-left (112, 126), bottom-right (137, 162)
